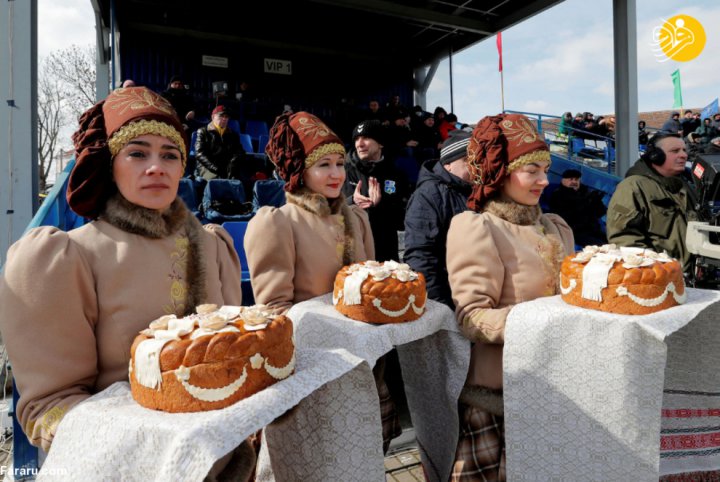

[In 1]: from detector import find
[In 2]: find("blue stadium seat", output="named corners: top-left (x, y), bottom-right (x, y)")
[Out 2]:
top-left (228, 119), bottom-right (242, 137)
top-left (252, 179), bottom-right (286, 211)
top-left (245, 120), bottom-right (269, 141)
top-left (257, 134), bottom-right (269, 154)
top-left (221, 221), bottom-right (255, 305)
top-left (239, 133), bottom-right (255, 154)
top-left (201, 179), bottom-right (254, 223)
top-left (177, 178), bottom-right (201, 218)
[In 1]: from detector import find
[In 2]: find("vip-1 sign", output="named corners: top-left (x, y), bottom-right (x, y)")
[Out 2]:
top-left (264, 58), bottom-right (292, 75)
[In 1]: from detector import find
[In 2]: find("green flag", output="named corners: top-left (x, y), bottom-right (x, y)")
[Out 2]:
top-left (671, 69), bottom-right (683, 109)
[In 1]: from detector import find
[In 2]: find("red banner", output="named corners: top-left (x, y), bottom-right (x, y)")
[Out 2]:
top-left (497, 32), bottom-right (503, 72)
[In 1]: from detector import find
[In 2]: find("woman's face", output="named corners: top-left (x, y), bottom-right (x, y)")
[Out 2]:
top-left (302, 153), bottom-right (346, 199)
top-left (502, 159), bottom-right (550, 206)
top-left (112, 134), bottom-right (184, 211)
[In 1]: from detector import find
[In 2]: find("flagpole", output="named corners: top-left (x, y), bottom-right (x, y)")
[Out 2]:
top-left (497, 32), bottom-right (505, 112)
top-left (500, 70), bottom-right (505, 113)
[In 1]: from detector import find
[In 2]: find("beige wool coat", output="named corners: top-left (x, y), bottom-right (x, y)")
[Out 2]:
top-left (447, 199), bottom-right (575, 391)
top-left (245, 189), bottom-right (374, 313)
top-left (0, 196), bottom-right (243, 450)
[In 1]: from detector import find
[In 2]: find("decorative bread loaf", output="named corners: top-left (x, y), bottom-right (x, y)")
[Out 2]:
top-left (129, 304), bottom-right (294, 412)
top-left (560, 244), bottom-right (686, 315)
top-left (333, 260), bottom-right (427, 324)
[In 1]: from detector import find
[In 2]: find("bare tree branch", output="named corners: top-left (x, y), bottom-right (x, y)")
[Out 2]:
top-left (37, 45), bottom-right (96, 193)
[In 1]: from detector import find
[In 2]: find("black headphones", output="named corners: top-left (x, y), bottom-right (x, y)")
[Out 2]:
top-left (643, 133), bottom-right (681, 166)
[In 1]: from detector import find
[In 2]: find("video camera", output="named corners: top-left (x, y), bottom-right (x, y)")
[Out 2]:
top-left (686, 154), bottom-right (720, 286)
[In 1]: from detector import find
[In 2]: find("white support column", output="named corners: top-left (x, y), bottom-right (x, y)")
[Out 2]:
top-left (0, 0), bottom-right (38, 267)
top-left (414, 60), bottom-right (439, 111)
top-left (613, 0), bottom-right (639, 177)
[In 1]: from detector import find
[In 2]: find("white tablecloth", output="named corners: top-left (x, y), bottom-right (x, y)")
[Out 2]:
top-left (258, 295), bottom-right (469, 482)
top-left (503, 288), bottom-right (720, 481)
top-left (38, 296), bottom-right (469, 482)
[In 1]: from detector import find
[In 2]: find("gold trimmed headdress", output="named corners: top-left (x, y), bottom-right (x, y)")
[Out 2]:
top-left (466, 113), bottom-right (550, 212)
top-left (68, 87), bottom-right (188, 218)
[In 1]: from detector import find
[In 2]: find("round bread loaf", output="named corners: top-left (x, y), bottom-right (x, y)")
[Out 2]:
top-left (130, 304), bottom-right (294, 412)
top-left (333, 260), bottom-right (427, 324)
top-left (559, 245), bottom-right (686, 315)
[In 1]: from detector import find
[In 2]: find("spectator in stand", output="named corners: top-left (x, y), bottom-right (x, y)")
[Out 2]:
top-left (236, 80), bottom-right (258, 103)
top-left (638, 120), bottom-right (649, 145)
top-left (712, 113), bottom-right (720, 130)
top-left (438, 113), bottom-right (459, 141)
top-left (404, 129), bottom-right (472, 308)
top-left (571, 112), bottom-right (586, 137)
top-left (558, 112), bottom-right (573, 136)
top-left (121, 79), bottom-right (136, 88)
top-left (681, 110), bottom-right (700, 138)
top-left (364, 99), bottom-right (385, 122)
top-left (342, 119), bottom-right (407, 262)
top-left (384, 94), bottom-right (407, 123)
top-left (548, 169), bottom-right (607, 247)
top-left (705, 136), bottom-right (720, 154)
top-left (434, 106), bottom-right (448, 126)
top-left (162, 75), bottom-right (197, 132)
top-left (607, 133), bottom-right (697, 273)
top-left (386, 112), bottom-right (418, 156)
top-left (195, 106), bottom-right (246, 184)
top-left (690, 117), bottom-right (718, 148)
top-left (412, 112), bottom-right (442, 160)
top-left (661, 111), bottom-right (682, 135)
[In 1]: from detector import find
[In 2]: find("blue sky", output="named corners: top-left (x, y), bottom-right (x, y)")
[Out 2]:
top-left (40, 0), bottom-right (720, 128)
top-left (426, 0), bottom-right (720, 125)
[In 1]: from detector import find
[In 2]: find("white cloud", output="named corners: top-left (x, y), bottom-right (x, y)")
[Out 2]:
top-left (38, 0), bottom-right (95, 59)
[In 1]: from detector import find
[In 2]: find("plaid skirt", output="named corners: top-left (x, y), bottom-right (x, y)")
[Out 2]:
top-left (451, 403), bottom-right (506, 482)
top-left (374, 355), bottom-right (402, 454)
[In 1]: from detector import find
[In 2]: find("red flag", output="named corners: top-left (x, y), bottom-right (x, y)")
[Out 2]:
top-left (497, 32), bottom-right (503, 72)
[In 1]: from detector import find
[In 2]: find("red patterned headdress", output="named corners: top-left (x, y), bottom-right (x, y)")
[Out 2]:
top-left (265, 112), bottom-right (346, 193)
top-left (68, 87), bottom-right (188, 218)
top-left (466, 113), bottom-right (550, 211)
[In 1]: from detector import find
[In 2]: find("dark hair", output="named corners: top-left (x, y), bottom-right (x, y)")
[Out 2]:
top-left (562, 169), bottom-right (582, 179)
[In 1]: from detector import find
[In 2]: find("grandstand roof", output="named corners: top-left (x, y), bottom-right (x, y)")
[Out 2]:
top-left (94, 0), bottom-right (565, 67)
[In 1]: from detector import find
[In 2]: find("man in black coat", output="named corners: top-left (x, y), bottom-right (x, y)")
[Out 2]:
top-left (548, 169), bottom-right (607, 247)
top-left (343, 120), bottom-right (408, 262)
top-left (195, 106), bottom-right (246, 183)
top-left (403, 130), bottom-right (472, 308)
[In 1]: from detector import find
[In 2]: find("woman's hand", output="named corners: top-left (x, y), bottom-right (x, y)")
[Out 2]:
top-left (353, 180), bottom-right (373, 209)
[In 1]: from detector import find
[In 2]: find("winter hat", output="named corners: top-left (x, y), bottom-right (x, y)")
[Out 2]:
top-left (68, 86), bottom-right (188, 218)
top-left (440, 129), bottom-right (471, 165)
top-left (562, 169), bottom-right (582, 179)
top-left (466, 113), bottom-right (550, 211)
top-left (265, 111), bottom-right (346, 193)
top-left (352, 119), bottom-right (387, 146)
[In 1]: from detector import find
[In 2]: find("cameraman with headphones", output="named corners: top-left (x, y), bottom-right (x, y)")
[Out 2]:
top-left (607, 132), bottom-right (698, 273)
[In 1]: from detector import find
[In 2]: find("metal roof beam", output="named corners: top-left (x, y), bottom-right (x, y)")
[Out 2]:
top-left (306, 0), bottom-right (494, 35)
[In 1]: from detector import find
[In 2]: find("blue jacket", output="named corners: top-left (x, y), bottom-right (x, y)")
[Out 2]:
top-left (403, 160), bottom-right (471, 308)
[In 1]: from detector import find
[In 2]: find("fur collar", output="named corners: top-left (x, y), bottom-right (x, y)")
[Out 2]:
top-left (101, 193), bottom-right (206, 316)
top-left (102, 193), bottom-right (188, 238)
top-left (483, 197), bottom-right (542, 225)
top-left (285, 188), bottom-right (345, 216)
top-left (285, 188), bottom-right (356, 264)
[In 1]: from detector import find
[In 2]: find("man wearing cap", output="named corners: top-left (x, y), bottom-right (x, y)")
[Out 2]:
top-left (195, 105), bottom-right (246, 183)
top-left (548, 169), bottom-right (607, 247)
top-left (661, 111), bottom-right (682, 135)
top-left (343, 119), bottom-right (408, 262)
top-left (404, 130), bottom-right (472, 308)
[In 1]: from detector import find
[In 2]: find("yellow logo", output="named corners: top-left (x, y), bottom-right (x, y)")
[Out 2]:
top-left (652, 15), bottom-right (706, 62)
